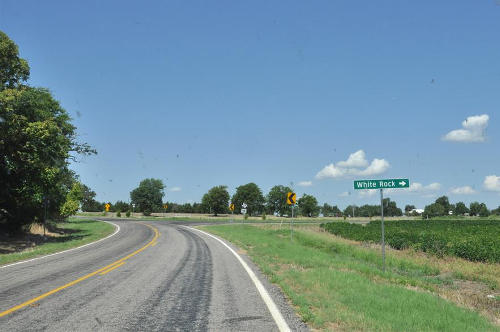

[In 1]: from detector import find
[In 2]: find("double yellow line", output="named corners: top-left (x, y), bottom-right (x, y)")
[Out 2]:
top-left (0, 223), bottom-right (159, 318)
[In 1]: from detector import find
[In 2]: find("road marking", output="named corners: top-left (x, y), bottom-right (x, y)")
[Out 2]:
top-left (0, 220), bottom-right (120, 269)
top-left (184, 226), bottom-right (291, 332)
top-left (0, 223), bottom-right (159, 318)
top-left (99, 261), bottom-right (125, 275)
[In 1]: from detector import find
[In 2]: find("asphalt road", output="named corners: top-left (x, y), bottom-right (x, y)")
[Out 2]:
top-left (0, 220), bottom-right (307, 331)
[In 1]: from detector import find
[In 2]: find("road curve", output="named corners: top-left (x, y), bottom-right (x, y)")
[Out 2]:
top-left (0, 220), bottom-right (306, 331)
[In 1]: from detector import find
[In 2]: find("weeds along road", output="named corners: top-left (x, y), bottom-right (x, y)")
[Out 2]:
top-left (0, 220), bottom-right (305, 331)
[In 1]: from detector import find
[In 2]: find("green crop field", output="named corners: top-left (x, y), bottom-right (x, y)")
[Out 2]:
top-left (321, 219), bottom-right (500, 263)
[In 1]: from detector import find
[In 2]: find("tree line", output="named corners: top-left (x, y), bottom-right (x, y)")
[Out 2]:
top-left (87, 179), bottom-right (410, 218)
top-left (423, 196), bottom-right (500, 218)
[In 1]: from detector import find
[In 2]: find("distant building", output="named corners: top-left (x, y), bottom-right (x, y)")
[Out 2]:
top-left (410, 208), bottom-right (424, 215)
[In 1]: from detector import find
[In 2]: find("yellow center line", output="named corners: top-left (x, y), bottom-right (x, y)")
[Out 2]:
top-left (99, 261), bottom-right (125, 275)
top-left (0, 223), bottom-right (159, 318)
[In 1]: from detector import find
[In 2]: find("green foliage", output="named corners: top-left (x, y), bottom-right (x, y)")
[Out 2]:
top-left (116, 211), bottom-right (121, 217)
top-left (80, 184), bottom-right (102, 212)
top-left (298, 194), bottom-right (319, 217)
top-left (0, 31), bottom-right (30, 90)
top-left (130, 178), bottom-right (165, 215)
top-left (113, 200), bottom-right (130, 212)
top-left (125, 210), bottom-right (131, 217)
top-left (423, 203), bottom-right (445, 218)
top-left (0, 31), bottom-right (95, 234)
top-left (321, 219), bottom-right (500, 263)
top-left (470, 202), bottom-right (490, 217)
top-left (201, 185), bottom-right (229, 216)
top-left (231, 182), bottom-right (265, 215)
top-left (454, 202), bottom-right (469, 216)
top-left (262, 213), bottom-right (266, 220)
top-left (266, 185), bottom-right (292, 216)
top-left (59, 182), bottom-right (84, 219)
top-left (321, 203), bottom-right (342, 217)
top-left (244, 214), bottom-right (249, 220)
top-left (435, 196), bottom-right (451, 214)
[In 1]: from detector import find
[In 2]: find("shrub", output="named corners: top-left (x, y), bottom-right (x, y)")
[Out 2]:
top-left (116, 211), bottom-right (121, 217)
top-left (262, 213), bottom-right (266, 220)
top-left (125, 210), bottom-right (131, 217)
top-left (244, 214), bottom-right (249, 220)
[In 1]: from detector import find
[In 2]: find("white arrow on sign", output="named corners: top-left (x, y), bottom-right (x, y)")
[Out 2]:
top-left (399, 181), bottom-right (406, 186)
top-left (242, 203), bottom-right (248, 208)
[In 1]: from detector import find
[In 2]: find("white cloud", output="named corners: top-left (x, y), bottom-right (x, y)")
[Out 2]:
top-left (484, 175), bottom-right (500, 192)
top-left (385, 182), bottom-right (441, 195)
top-left (336, 150), bottom-right (369, 168)
top-left (169, 186), bottom-right (182, 192)
top-left (315, 150), bottom-right (390, 180)
top-left (338, 191), bottom-right (350, 197)
top-left (298, 181), bottom-right (312, 187)
top-left (358, 189), bottom-right (377, 197)
top-left (450, 186), bottom-right (476, 195)
top-left (443, 114), bottom-right (489, 143)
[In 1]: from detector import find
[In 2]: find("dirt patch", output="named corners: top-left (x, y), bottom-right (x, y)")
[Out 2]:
top-left (0, 224), bottom-right (60, 254)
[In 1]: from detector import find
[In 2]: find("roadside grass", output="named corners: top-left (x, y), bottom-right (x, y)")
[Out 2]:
top-left (201, 224), bottom-right (499, 331)
top-left (0, 218), bottom-right (115, 266)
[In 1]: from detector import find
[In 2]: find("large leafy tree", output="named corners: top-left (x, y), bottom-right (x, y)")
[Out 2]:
top-left (469, 202), bottom-right (489, 217)
top-left (435, 196), bottom-right (451, 214)
top-left (266, 185), bottom-right (293, 216)
top-left (231, 182), bottom-right (265, 215)
top-left (202, 185), bottom-right (229, 216)
top-left (298, 194), bottom-right (319, 217)
top-left (0, 31), bottom-right (95, 234)
top-left (423, 203), bottom-right (445, 219)
top-left (130, 178), bottom-right (165, 216)
top-left (80, 184), bottom-right (103, 212)
top-left (454, 202), bottom-right (469, 216)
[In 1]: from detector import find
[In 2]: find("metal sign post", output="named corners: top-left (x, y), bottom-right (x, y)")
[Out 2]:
top-left (287, 192), bottom-right (296, 241)
top-left (380, 188), bottom-right (385, 272)
top-left (354, 178), bottom-right (410, 272)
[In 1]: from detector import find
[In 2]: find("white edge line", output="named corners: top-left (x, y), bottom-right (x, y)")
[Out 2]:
top-left (0, 220), bottom-right (120, 269)
top-left (183, 226), bottom-right (291, 332)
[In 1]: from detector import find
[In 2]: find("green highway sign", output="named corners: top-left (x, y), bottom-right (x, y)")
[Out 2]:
top-left (354, 178), bottom-right (409, 190)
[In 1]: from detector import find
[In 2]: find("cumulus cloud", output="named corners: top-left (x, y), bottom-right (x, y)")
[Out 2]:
top-left (386, 182), bottom-right (441, 194)
top-left (338, 191), bottom-right (350, 197)
top-left (169, 186), bottom-right (182, 192)
top-left (443, 114), bottom-right (489, 143)
top-left (358, 189), bottom-right (377, 198)
top-left (315, 150), bottom-right (390, 180)
top-left (484, 175), bottom-right (500, 192)
top-left (298, 181), bottom-right (312, 187)
top-left (450, 186), bottom-right (476, 195)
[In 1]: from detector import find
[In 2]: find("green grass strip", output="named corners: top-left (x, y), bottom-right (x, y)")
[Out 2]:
top-left (0, 219), bottom-right (115, 266)
top-left (201, 224), bottom-right (498, 331)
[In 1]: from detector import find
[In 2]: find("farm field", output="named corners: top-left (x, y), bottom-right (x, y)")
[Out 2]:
top-left (321, 219), bottom-right (500, 263)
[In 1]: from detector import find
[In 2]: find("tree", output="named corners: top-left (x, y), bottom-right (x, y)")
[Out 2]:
top-left (114, 200), bottom-right (130, 212)
top-left (435, 196), bottom-right (451, 215)
top-left (404, 205), bottom-right (416, 215)
top-left (383, 198), bottom-right (403, 216)
top-left (60, 182), bottom-right (84, 219)
top-left (491, 206), bottom-right (500, 216)
top-left (231, 183), bottom-right (265, 215)
top-left (454, 202), bottom-right (469, 216)
top-left (130, 179), bottom-right (165, 216)
top-left (266, 185), bottom-right (293, 216)
top-left (470, 202), bottom-right (489, 217)
top-left (343, 205), bottom-right (358, 217)
top-left (0, 31), bottom-right (30, 90)
top-left (423, 203), bottom-right (445, 219)
top-left (0, 31), bottom-right (95, 234)
top-left (202, 186), bottom-right (229, 216)
top-left (322, 203), bottom-right (342, 217)
top-left (298, 194), bottom-right (319, 217)
top-left (81, 184), bottom-right (103, 212)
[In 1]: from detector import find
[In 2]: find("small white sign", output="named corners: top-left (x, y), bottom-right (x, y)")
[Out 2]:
top-left (241, 208), bottom-right (247, 214)
top-left (242, 203), bottom-right (248, 208)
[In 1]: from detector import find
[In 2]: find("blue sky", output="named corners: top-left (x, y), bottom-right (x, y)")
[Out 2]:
top-left (1, 0), bottom-right (499, 209)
